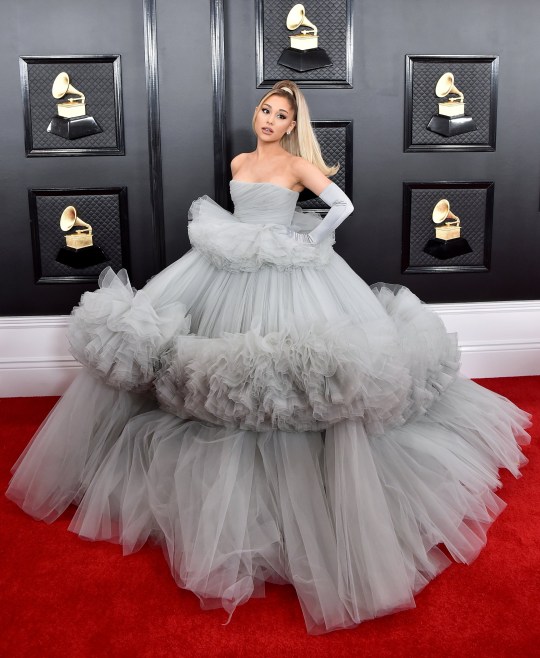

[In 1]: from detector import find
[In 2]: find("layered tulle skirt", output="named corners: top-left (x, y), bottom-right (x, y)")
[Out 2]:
top-left (6, 197), bottom-right (531, 634)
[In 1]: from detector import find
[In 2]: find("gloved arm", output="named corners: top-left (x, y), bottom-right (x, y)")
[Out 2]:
top-left (287, 182), bottom-right (354, 244)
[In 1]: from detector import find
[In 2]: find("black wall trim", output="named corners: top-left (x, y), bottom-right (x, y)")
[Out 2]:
top-left (143, 0), bottom-right (166, 271)
top-left (210, 0), bottom-right (229, 207)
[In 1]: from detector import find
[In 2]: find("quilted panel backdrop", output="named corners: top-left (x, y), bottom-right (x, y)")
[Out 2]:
top-left (258, 0), bottom-right (350, 85)
top-left (24, 58), bottom-right (121, 152)
top-left (31, 190), bottom-right (127, 280)
top-left (406, 185), bottom-right (492, 270)
top-left (407, 57), bottom-right (497, 149)
top-left (298, 122), bottom-right (350, 210)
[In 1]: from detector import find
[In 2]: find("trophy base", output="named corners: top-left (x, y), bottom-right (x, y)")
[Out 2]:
top-left (47, 115), bottom-right (103, 140)
top-left (278, 47), bottom-right (332, 72)
top-left (423, 238), bottom-right (473, 260)
top-left (56, 245), bottom-right (108, 268)
top-left (426, 114), bottom-right (477, 137)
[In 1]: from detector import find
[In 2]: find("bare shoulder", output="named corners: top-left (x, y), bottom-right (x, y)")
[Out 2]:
top-left (231, 152), bottom-right (250, 175)
top-left (290, 156), bottom-right (332, 196)
top-left (290, 155), bottom-right (317, 177)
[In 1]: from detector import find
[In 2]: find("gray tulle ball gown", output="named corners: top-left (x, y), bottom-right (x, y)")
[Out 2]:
top-left (6, 181), bottom-right (531, 634)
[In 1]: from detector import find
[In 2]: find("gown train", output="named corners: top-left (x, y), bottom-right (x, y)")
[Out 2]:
top-left (6, 181), bottom-right (530, 634)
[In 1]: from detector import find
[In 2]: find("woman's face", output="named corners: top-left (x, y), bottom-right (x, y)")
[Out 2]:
top-left (253, 94), bottom-right (296, 143)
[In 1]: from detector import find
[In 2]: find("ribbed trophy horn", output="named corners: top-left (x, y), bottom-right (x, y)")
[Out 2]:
top-left (52, 72), bottom-right (85, 103)
top-left (435, 72), bottom-right (464, 103)
top-left (60, 206), bottom-right (92, 235)
top-left (432, 199), bottom-right (460, 226)
top-left (286, 4), bottom-right (318, 35)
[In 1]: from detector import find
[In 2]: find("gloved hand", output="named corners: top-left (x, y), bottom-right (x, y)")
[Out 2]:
top-left (307, 182), bottom-right (354, 244)
top-left (285, 228), bottom-right (315, 244)
top-left (286, 182), bottom-right (354, 245)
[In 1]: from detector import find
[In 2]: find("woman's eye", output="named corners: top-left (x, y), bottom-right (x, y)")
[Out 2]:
top-left (277, 114), bottom-right (286, 120)
top-left (262, 108), bottom-right (269, 114)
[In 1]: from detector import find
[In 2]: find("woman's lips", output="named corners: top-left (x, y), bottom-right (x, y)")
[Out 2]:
top-left (262, 127), bottom-right (273, 134)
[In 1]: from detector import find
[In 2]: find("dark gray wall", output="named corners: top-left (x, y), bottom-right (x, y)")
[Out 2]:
top-left (0, 0), bottom-right (214, 315)
top-left (0, 0), bottom-right (154, 314)
top-left (1, 0), bottom-right (539, 316)
top-left (355, 0), bottom-right (540, 302)
top-left (157, 1), bottom-right (214, 263)
top-left (225, 0), bottom-right (540, 302)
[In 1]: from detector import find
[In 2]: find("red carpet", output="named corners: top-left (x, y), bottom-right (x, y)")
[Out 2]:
top-left (1, 377), bottom-right (539, 658)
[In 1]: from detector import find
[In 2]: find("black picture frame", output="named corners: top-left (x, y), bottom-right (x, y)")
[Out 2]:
top-left (256, 0), bottom-right (353, 88)
top-left (297, 120), bottom-right (353, 211)
top-left (20, 55), bottom-right (125, 157)
top-left (404, 55), bottom-right (498, 152)
top-left (29, 187), bottom-right (130, 284)
top-left (402, 181), bottom-right (494, 273)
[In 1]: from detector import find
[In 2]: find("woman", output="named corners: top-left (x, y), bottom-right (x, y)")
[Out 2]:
top-left (6, 80), bottom-right (530, 635)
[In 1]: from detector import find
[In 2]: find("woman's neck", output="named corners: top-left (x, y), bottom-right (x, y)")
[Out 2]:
top-left (255, 140), bottom-right (287, 159)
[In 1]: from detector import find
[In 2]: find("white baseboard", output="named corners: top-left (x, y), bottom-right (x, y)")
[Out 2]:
top-left (430, 300), bottom-right (540, 378)
top-left (0, 316), bottom-right (82, 397)
top-left (1, 301), bottom-right (539, 397)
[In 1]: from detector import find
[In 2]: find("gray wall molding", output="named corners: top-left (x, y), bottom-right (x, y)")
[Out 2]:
top-left (143, 0), bottom-right (166, 271)
top-left (210, 0), bottom-right (228, 207)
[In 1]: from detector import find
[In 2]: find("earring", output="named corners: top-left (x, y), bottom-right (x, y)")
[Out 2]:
top-left (286, 130), bottom-right (291, 135)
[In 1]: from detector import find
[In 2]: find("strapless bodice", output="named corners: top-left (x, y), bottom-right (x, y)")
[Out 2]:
top-left (230, 180), bottom-right (299, 226)
top-left (187, 183), bottom-right (334, 271)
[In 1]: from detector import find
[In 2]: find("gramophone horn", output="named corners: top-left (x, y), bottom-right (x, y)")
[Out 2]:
top-left (52, 72), bottom-right (85, 102)
top-left (286, 4), bottom-right (318, 34)
top-left (60, 206), bottom-right (92, 234)
top-left (435, 72), bottom-right (464, 102)
top-left (432, 199), bottom-right (460, 224)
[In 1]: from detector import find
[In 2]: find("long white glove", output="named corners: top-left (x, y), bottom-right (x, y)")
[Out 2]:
top-left (288, 182), bottom-right (354, 244)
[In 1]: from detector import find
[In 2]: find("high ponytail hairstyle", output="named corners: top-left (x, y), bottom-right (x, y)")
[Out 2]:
top-left (253, 80), bottom-right (339, 177)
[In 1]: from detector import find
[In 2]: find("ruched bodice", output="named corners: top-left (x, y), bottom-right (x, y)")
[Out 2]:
top-left (230, 180), bottom-right (299, 226)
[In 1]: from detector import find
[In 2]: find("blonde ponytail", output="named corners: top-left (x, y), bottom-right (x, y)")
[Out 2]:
top-left (254, 80), bottom-right (339, 177)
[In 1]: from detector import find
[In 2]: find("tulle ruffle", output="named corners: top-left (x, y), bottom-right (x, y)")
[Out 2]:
top-left (6, 181), bottom-right (531, 635)
top-left (188, 196), bottom-right (335, 272)
top-left (154, 318), bottom-right (412, 433)
top-left (5, 369), bottom-right (155, 522)
top-left (153, 284), bottom-right (460, 434)
top-left (372, 283), bottom-right (461, 420)
top-left (67, 267), bottom-right (461, 433)
top-left (7, 373), bottom-right (529, 634)
top-left (68, 268), bottom-right (191, 392)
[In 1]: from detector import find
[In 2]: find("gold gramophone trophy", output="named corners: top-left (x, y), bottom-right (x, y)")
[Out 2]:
top-left (55, 206), bottom-right (108, 268)
top-left (47, 72), bottom-right (102, 140)
top-left (423, 199), bottom-right (473, 260)
top-left (426, 72), bottom-right (477, 137)
top-left (277, 4), bottom-right (332, 72)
